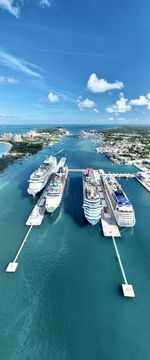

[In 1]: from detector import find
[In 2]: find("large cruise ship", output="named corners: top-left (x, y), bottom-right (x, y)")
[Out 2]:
top-left (82, 169), bottom-right (102, 225)
top-left (45, 165), bottom-right (68, 213)
top-left (27, 156), bottom-right (57, 196)
top-left (102, 175), bottom-right (135, 227)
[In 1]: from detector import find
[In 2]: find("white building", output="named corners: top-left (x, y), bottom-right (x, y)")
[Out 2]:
top-left (2, 133), bottom-right (13, 141)
top-left (12, 134), bottom-right (22, 142)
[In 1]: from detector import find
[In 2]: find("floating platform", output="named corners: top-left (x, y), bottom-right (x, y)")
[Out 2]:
top-left (101, 218), bottom-right (120, 237)
top-left (122, 284), bottom-right (135, 297)
top-left (6, 262), bottom-right (18, 272)
top-left (26, 204), bottom-right (45, 226)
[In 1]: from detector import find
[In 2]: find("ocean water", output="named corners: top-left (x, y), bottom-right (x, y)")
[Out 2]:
top-left (0, 126), bottom-right (150, 360)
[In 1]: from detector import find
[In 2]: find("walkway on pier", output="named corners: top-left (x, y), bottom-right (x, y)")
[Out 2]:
top-left (112, 236), bottom-right (135, 297)
top-left (68, 168), bottom-right (85, 172)
top-left (68, 169), bottom-right (135, 178)
top-left (6, 225), bottom-right (33, 272)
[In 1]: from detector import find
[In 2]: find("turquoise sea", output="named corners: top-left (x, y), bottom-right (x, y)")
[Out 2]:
top-left (0, 142), bottom-right (11, 156)
top-left (0, 125), bottom-right (150, 360)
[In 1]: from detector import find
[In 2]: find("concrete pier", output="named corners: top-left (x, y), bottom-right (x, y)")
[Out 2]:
top-left (6, 225), bottom-right (33, 272)
top-left (93, 170), bottom-right (120, 237)
top-left (112, 236), bottom-right (135, 297)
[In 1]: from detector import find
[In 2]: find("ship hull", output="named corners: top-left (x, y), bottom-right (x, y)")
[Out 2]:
top-left (103, 176), bottom-right (135, 227)
top-left (82, 170), bottom-right (102, 226)
top-left (45, 168), bottom-right (68, 213)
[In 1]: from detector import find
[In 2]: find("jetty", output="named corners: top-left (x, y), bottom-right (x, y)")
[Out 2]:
top-left (6, 225), bottom-right (33, 272)
top-left (69, 169), bottom-right (135, 178)
top-left (26, 157), bottom-right (66, 226)
top-left (112, 236), bottom-right (135, 297)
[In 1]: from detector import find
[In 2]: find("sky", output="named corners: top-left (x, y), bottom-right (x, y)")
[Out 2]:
top-left (0, 0), bottom-right (150, 125)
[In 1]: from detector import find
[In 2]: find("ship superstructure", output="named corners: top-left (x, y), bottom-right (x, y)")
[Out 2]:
top-left (102, 175), bottom-right (135, 227)
top-left (82, 169), bottom-right (102, 225)
top-left (45, 163), bottom-right (68, 213)
top-left (27, 156), bottom-right (57, 196)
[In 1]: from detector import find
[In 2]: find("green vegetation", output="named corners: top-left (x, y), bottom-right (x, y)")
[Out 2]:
top-left (0, 127), bottom-right (67, 172)
top-left (10, 141), bottom-right (43, 155)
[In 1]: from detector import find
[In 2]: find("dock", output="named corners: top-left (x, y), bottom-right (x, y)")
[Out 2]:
top-left (26, 157), bottom-right (66, 226)
top-left (135, 175), bottom-right (150, 193)
top-left (112, 236), bottom-right (135, 297)
top-left (68, 169), bottom-right (135, 178)
top-left (68, 168), bottom-right (85, 172)
top-left (93, 170), bottom-right (120, 237)
top-left (6, 225), bottom-right (33, 272)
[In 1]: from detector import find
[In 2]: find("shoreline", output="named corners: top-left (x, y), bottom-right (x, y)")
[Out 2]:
top-left (0, 141), bottom-right (12, 156)
top-left (0, 129), bottom-right (67, 172)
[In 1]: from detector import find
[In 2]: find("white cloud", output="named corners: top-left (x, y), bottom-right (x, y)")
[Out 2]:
top-left (0, 0), bottom-right (20, 17)
top-left (0, 76), bottom-right (17, 84)
top-left (39, 0), bottom-right (53, 7)
top-left (106, 94), bottom-right (131, 114)
top-left (130, 94), bottom-right (150, 109)
top-left (77, 97), bottom-right (96, 111)
top-left (87, 73), bottom-right (124, 93)
top-left (0, 0), bottom-right (54, 17)
top-left (48, 92), bottom-right (60, 103)
top-left (107, 92), bottom-right (150, 114)
top-left (0, 48), bottom-right (42, 78)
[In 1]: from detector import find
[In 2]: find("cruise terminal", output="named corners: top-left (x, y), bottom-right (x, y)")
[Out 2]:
top-left (6, 153), bottom-right (147, 298)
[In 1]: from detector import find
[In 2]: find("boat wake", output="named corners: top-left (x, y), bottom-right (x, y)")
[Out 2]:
top-left (55, 148), bottom-right (64, 155)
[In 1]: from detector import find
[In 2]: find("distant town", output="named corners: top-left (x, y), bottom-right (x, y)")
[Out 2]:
top-left (81, 127), bottom-right (150, 170)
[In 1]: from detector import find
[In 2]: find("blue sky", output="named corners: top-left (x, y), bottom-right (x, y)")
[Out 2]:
top-left (0, 0), bottom-right (149, 124)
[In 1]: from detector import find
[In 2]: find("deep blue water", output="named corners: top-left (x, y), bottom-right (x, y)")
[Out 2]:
top-left (0, 125), bottom-right (150, 360)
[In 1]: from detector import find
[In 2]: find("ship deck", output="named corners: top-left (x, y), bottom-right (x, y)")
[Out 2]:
top-left (26, 158), bottom-right (67, 226)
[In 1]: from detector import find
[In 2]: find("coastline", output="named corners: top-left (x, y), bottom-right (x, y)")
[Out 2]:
top-left (0, 128), bottom-right (67, 172)
top-left (0, 141), bottom-right (12, 156)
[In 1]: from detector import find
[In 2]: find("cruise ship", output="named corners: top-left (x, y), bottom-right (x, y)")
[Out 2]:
top-left (102, 175), bottom-right (135, 227)
top-left (27, 156), bottom-right (57, 196)
top-left (45, 165), bottom-right (68, 213)
top-left (82, 169), bottom-right (102, 225)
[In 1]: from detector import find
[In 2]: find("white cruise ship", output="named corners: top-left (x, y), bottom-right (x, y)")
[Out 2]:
top-left (27, 156), bottom-right (57, 196)
top-left (45, 166), bottom-right (68, 213)
top-left (103, 175), bottom-right (135, 227)
top-left (82, 169), bottom-right (102, 225)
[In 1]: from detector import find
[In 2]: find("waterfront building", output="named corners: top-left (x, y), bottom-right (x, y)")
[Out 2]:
top-left (11, 134), bottom-right (22, 142)
top-left (2, 132), bottom-right (12, 141)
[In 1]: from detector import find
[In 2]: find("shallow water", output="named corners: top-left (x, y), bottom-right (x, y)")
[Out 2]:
top-left (0, 142), bottom-right (11, 156)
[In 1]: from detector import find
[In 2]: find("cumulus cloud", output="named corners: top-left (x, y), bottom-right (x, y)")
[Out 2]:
top-left (0, 48), bottom-right (42, 78)
top-left (77, 97), bottom-right (96, 111)
top-left (106, 92), bottom-right (150, 114)
top-left (106, 94), bottom-right (131, 114)
top-left (0, 76), bottom-right (17, 83)
top-left (48, 92), bottom-right (60, 103)
top-left (130, 94), bottom-right (150, 109)
top-left (0, 0), bottom-right (20, 17)
top-left (87, 73), bottom-right (124, 93)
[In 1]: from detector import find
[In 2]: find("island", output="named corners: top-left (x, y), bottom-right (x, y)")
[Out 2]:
top-left (0, 127), bottom-right (69, 172)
